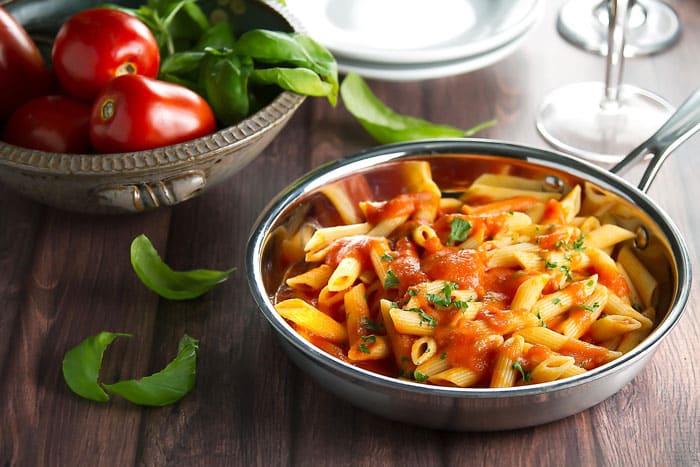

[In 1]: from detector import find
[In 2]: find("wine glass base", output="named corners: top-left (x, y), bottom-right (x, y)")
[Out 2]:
top-left (536, 82), bottom-right (674, 164)
top-left (558, 0), bottom-right (681, 57)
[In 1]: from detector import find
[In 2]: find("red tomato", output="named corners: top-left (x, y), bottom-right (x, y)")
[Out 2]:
top-left (2, 95), bottom-right (92, 153)
top-left (0, 7), bottom-right (53, 121)
top-left (51, 8), bottom-right (159, 100)
top-left (90, 75), bottom-right (217, 153)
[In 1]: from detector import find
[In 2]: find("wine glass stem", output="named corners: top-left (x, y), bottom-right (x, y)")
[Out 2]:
top-left (603, 0), bottom-right (633, 108)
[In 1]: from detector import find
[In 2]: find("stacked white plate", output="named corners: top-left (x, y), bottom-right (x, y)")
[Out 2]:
top-left (286, 0), bottom-right (544, 81)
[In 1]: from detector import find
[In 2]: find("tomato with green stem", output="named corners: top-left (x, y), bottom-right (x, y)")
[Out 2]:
top-left (52, 8), bottom-right (160, 101)
top-left (90, 74), bottom-right (216, 153)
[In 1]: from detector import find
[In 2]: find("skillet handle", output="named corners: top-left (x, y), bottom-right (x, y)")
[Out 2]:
top-left (611, 88), bottom-right (700, 193)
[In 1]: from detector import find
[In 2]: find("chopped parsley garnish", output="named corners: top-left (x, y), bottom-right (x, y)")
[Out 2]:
top-left (571, 234), bottom-right (586, 251)
top-left (536, 311), bottom-right (547, 327)
top-left (544, 259), bottom-right (558, 269)
top-left (380, 253), bottom-right (394, 262)
top-left (447, 218), bottom-right (471, 245)
top-left (426, 281), bottom-right (459, 308)
top-left (407, 307), bottom-right (438, 328)
top-left (407, 289), bottom-right (418, 297)
top-left (579, 302), bottom-right (600, 313)
top-left (440, 352), bottom-right (447, 360)
top-left (360, 335), bottom-right (376, 343)
top-left (362, 318), bottom-right (383, 332)
top-left (358, 343), bottom-right (370, 354)
top-left (512, 361), bottom-right (532, 382)
top-left (552, 298), bottom-right (562, 305)
top-left (414, 371), bottom-right (430, 383)
top-left (559, 264), bottom-right (573, 280)
top-left (384, 270), bottom-right (400, 289)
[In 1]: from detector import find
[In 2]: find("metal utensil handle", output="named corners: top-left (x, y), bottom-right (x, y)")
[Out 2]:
top-left (611, 88), bottom-right (700, 192)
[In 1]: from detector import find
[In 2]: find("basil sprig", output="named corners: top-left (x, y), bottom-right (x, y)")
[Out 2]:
top-left (62, 333), bottom-right (199, 406)
top-left (102, 335), bottom-right (199, 406)
top-left (108, 1), bottom-right (339, 126)
top-left (130, 234), bottom-right (235, 300)
top-left (340, 72), bottom-right (496, 144)
top-left (62, 332), bottom-right (130, 402)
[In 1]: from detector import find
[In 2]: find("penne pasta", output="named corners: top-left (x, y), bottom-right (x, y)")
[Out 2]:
top-left (430, 367), bottom-right (481, 388)
top-left (411, 337), bottom-right (438, 366)
top-left (275, 299), bottom-right (347, 343)
top-left (617, 245), bottom-right (658, 309)
top-left (273, 166), bottom-right (659, 387)
top-left (490, 335), bottom-right (525, 388)
top-left (327, 257), bottom-right (362, 292)
top-left (530, 355), bottom-right (577, 384)
top-left (286, 264), bottom-right (334, 291)
top-left (389, 307), bottom-right (436, 336)
top-left (511, 274), bottom-right (550, 312)
top-left (589, 315), bottom-right (642, 342)
top-left (584, 224), bottom-right (636, 250)
top-left (304, 222), bottom-right (371, 254)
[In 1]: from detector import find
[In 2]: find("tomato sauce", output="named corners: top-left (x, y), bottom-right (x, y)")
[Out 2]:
top-left (437, 324), bottom-right (500, 375)
top-left (365, 193), bottom-right (439, 224)
top-left (535, 225), bottom-right (573, 250)
top-left (422, 248), bottom-right (485, 293)
top-left (541, 199), bottom-right (566, 225)
top-left (465, 196), bottom-right (539, 215)
top-left (596, 268), bottom-right (630, 297)
top-left (324, 236), bottom-right (374, 269)
top-left (391, 237), bottom-right (429, 290)
top-left (558, 340), bottom-right (609, 369)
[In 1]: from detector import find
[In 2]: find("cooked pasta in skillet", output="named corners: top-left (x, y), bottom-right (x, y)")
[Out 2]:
top-left (274, 161), bottom-right (657, 387)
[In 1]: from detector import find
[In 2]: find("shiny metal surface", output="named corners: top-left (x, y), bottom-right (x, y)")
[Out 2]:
top-left (247, 139), bottom-right (691, 431)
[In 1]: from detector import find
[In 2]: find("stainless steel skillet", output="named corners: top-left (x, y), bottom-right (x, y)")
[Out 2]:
top-left (246, 90), bottom-right (699, 430)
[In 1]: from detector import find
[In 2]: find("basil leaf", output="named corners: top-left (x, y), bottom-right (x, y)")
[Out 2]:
top-left (196, 22), bottom-right (236, 50)
top-left (199, 51), bottom-right (253, 125)
top-left (130, 234), bottom-right (235, 300)
top-left (251, 67), bottom-right (334, 97)
top-left (234, 29), bottom-right (338, 105)
top-left (102, 335), bottom-right (199, 406)
top-left (447, 218), bottom-right (471, 245)
top-left (62, 332), bottom-right (131, 402)
top-left (340, 72), bottom-right (496, 144)
top-left (160, 51), bottom-right (206, 76)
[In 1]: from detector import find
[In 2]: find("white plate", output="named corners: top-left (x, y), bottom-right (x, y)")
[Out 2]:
top-left (286, 0), bottom-right (542, 65)
top-left (336, 15), bottom-right (537, 82)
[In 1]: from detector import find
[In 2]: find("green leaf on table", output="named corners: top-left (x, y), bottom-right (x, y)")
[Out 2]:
top-left (62, 332), bottom-right (131, 402)
top-left (102, 335), bottom-right (199, 406)
top-left (130, 234), bottom-right (235, 300)
top-left (339, 72), bottom-right (496, 144)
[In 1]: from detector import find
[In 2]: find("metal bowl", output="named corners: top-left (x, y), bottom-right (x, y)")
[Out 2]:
top-left (0, 0), bottom-right (305, 214)
top-left (246, 139), bottom-right (691, 431)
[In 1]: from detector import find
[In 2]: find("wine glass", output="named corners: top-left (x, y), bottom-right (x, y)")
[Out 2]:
top-left (535, 0), bottom-right (674, 164)
top-left (557, 0), bottom-right (680, 57)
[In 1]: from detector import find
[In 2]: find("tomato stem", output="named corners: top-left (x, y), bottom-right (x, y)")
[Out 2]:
top-left (100, 99), bottom-right (115, 121)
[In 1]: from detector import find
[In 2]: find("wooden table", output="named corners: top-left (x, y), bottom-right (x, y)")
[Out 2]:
top-left (2, 1), bottom-right (698, 465)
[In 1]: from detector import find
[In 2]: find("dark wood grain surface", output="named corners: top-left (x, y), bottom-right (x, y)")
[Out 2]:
top-left (1, 1), bottom-right (699, 465)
